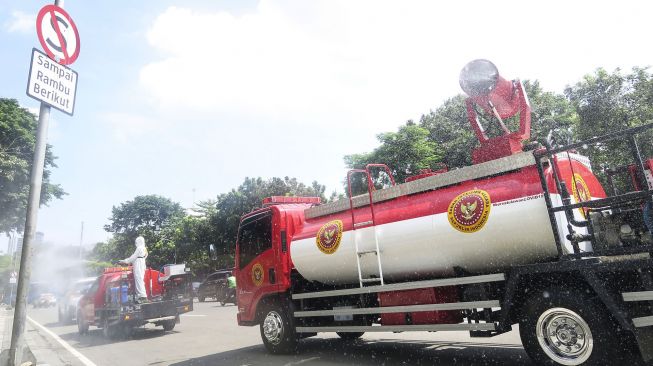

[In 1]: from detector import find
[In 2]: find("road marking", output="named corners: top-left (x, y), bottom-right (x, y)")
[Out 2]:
top-left (283, 357), bottom-right (320, 366)
top-left (27, 316), bottom-right (98, 366)
top-left (180, 314), bottom-right (207, 317)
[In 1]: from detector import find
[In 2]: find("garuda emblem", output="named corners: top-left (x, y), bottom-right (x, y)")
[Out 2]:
top-left (448, 189), bottom-right (491, 233)
top-left (316, 220), bottom-right (343, 254)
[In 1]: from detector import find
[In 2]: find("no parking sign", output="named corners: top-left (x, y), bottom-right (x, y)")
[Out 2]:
top-left (36, 5), bottom-right (80, 65)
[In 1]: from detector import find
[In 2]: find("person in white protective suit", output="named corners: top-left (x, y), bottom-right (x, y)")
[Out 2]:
top-left (120, 236), bottom-right (149, 302)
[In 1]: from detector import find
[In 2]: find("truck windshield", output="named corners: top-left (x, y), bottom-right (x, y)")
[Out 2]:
top-left (237, 211), bottom-right (272, 268)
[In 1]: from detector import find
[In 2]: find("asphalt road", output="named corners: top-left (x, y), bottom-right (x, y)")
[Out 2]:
top-left (26, 300), bottom-right (534, 366)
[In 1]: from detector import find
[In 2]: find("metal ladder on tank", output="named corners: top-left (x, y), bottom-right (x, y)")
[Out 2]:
top-left (347, 164), bottom-right (395, 287)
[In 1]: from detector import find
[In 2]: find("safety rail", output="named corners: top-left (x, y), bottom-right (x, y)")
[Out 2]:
top-left (534, 122), bottom-right (653, 258)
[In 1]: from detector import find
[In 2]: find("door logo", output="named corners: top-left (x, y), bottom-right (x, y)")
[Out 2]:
top-left (448, 189), bottom-right (491, 233)
top-left (316, 220), bottom-right (343, 254)
top-left (571, 173), bottom-right (591, 218)
top-left (251, 263), bottom-right (264, 286)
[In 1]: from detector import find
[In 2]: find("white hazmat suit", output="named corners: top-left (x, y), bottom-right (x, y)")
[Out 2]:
top-left (122, 236), bottom-right (148, 300)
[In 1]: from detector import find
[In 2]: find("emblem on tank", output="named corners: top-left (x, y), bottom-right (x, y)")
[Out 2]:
top-left (448, 189), bottom-right (491, 233)
top-left (252, 263), bottom-right (264, 286)
top-left (316, 220), bottom-right (343, 254)
top-left (571, 173), bottom-right (591, 218)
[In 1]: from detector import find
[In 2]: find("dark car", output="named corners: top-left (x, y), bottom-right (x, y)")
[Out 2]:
top-left (197, 269), bottom-right (232, 302)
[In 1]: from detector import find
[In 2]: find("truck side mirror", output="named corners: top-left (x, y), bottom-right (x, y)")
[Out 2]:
top-left (209, 244), bottom-right (218, 261)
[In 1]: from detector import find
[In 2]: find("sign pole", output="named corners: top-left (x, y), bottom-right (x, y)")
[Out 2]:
top-left (8, 102), bottom-right (51, 366)
top-left (9, 2), bottom-right (63, 363)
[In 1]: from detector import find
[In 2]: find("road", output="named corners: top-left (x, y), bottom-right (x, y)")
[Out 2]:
top-left (26, 300), bottom-right (534, 366)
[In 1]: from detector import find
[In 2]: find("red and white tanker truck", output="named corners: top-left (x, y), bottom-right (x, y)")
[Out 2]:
top-left (234, 60), bottom-right (653, 365)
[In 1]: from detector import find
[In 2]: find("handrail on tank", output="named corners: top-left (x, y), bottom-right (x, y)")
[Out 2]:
top-left (534, 122), bottom-right (653, 258)
top-left (365, 164), bottom-right (396, 188)
top-left (346, 169), bottom-right (374, 229)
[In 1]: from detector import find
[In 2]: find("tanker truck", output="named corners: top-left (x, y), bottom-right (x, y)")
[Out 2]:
top-left (233, 60), bottom-right (653, 366)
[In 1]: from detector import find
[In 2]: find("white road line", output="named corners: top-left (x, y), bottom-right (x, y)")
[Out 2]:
top-left (283, 357), bottom-right (321, 366)
top-left (27, 316), bottom-right (98, 366)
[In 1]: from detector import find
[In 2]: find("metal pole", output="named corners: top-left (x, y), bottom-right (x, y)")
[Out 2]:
top-left (8, 102), bottom-right (51, 366)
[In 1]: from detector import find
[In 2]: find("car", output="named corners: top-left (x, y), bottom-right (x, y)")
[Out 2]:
top-left (191, 282), bottom-right (201, 298)
top-left (33, 293), bottom-right (57, 308)
top-left (197, 269), bottom-right (232, 302)
top-left (58, 277), bottom-right (97, 324)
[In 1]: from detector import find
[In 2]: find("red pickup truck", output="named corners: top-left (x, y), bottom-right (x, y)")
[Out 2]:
top-left (77, 265), bottom-right (193, 338)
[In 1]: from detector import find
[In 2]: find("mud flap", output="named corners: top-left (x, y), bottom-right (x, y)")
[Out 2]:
top-left (635, 327), bottom-right (653, 362)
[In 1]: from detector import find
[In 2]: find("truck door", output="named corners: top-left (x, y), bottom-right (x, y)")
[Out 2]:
top-left (236, 209), bottom-right (278, 320)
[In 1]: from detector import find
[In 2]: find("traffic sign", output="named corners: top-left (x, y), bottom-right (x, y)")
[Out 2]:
top-left (36, 5), bottom-right (80, 65)
top-left (26, 48), bottom-right (78, 115)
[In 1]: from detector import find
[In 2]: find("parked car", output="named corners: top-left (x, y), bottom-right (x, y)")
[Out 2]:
top-left (58, 277), bottom-right (97, 324)
top-left (33, 293), bottom-right (57, 308)
top-left (197, 269), bottom-right (233, 302)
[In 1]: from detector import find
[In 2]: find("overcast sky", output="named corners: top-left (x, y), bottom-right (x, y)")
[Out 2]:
top-left (1, 0), bottom-right (652, 249)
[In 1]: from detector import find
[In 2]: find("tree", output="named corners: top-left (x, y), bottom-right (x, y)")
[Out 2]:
top-left (344, 122), bottom-right (443, 186)
top-left (101, 195), bottom-right (185, 266)
top-left (418, 95), bottom-right (477, 169)
top-left (565, 67), bottom-right (653, 189)
top-left (206, 176), bottom-right (327, 266)
top-left (347, 79), bottom-right (579, 182)
top-left (0, 98), bottom-right (66, 233)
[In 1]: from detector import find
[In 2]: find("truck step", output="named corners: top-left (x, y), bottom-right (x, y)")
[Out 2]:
top-left (296, 323), bottom-right (496, 333)
top-left (357, 250), bottom-right (379, 255)
top-left (292, 273), bottom-right (506, 300)
top-left (294, 300), bottom-right (500, 317)
top-left (361, 278), bottom-right (382, 283)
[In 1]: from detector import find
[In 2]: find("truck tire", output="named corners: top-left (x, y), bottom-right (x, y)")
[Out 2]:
top-left (336, 332), bottom-right (364, 340)
top-left (198, 296), bottom-right (205, 302)
top-left (162, 319), bottom-right (176, 331)
top-left (119, 324), bottom-right (135, 338)
top-left (519, 287), bottom-right (632, 366)
top-left (260, 303), bottom-right (298, 354)
top-left (102, 318), bottom-right (119, 339)
top-left (77, 311), bottom-right (89, 335)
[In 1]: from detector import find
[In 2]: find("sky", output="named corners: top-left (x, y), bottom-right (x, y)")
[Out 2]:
top-left (1, 0), bottom-right (653, 250)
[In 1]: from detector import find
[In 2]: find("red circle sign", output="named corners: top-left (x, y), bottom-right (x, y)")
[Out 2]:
top-left (36, 5), bottom-right (80, 65)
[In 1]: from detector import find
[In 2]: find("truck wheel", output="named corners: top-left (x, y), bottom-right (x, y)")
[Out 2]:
top-left (336, 332), bottom-right (364, 340)
top-left (77, 311), bottom-right (89, 335)
top-left (162, 319), bottom-right (176, 331)
top-left (260, 304), bottom-right (298, 354)
top-left (102, 319), bottom-right (118, 339)
top-left (198, 296), bottom-right (205, 302)
top-left (519, 288), bottom-right (630, 366)
top-left (119, 324), bottom-right (135, 338)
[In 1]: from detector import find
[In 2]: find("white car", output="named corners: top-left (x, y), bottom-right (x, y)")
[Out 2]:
top-left (58, 277), bottom-right (97, 324)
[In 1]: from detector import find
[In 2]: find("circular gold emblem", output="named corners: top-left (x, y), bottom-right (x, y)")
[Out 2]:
top-left (571, 173), bottom-right (591, 218)
top-left (251, 263), bottom-right (264, 286)
top-left (316, 220), bottom-right (343, 254)
top-left (448, 189), bottom-right (491, 233)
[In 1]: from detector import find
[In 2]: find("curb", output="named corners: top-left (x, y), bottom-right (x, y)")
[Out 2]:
top-left (0, 308), bottom-right (37, 366)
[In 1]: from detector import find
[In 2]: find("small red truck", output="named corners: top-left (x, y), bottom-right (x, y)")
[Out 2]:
top-left (77, 264), bottom-right (193, 338)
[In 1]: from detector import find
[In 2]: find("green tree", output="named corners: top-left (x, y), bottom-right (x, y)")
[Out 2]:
top-left (565, 67), bottom-right (653, 189)
top-left (0, 98), bottom-right (66, 233)
top-left (344, 122), bottom-right (443, 186)
top-left (101, 195), bottom-right (185, 267)
top-left (417, 81), bottom-right (578, 170)
top-left (206, 176), bottom-right (327, 265)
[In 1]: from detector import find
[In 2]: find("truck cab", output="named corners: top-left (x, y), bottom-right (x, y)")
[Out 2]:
top-left (236, 197), bottom-right (320, 325)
